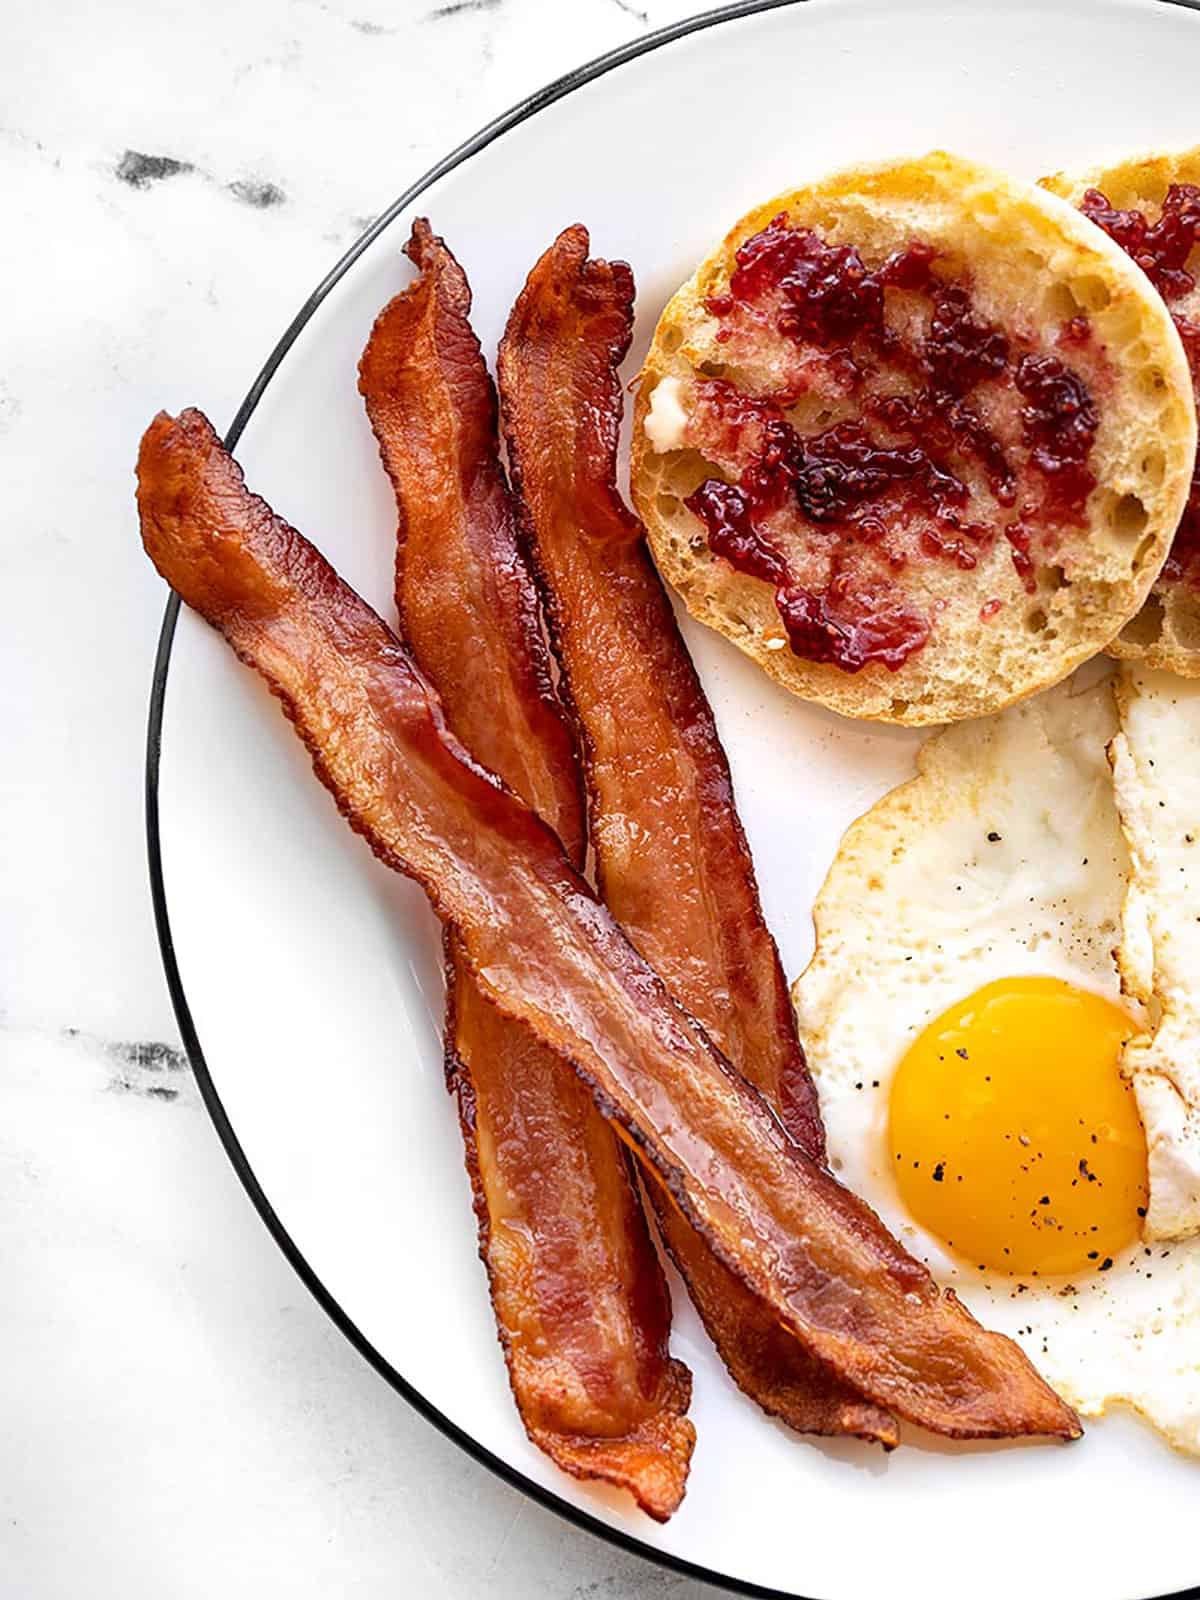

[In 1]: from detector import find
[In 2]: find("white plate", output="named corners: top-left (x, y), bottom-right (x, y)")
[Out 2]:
top-left (149, 2), bottom-right (1200, 1595)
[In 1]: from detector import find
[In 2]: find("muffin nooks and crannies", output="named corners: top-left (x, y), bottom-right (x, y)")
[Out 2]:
top-left (633, 151), bottom-right (1195, 725)
top-left (1043, 146), bottom-right (1200, 677)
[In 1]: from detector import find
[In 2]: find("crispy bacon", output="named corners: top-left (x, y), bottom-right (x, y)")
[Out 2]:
top-left (137, 407), bottom-right (1081, 1442)
top-left (359, 223), bottom-right (584, 858)
top-left (354, 221), bottom-right (693, 1519)
top-left (498, 225), bottom-right (896, 1446)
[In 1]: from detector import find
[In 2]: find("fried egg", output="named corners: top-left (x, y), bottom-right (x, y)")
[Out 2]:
top-left (1111, 665), bottom-right (1200, 1241)
top-left (792, 669), bottom-right (1200, 1453)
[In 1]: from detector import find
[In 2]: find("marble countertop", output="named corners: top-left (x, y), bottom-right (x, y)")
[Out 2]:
top-left (2, 1), bottom-right (727, 1593)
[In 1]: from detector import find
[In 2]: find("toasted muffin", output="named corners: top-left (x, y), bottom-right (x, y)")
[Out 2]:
top-left (633, 151), bottom-right (1195, 725)
top-left (1042, 148), bottom-right (1200, 677)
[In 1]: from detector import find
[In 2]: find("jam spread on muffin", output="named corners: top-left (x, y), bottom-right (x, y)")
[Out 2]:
top-left (682, 213), bottom-right (1102, 672)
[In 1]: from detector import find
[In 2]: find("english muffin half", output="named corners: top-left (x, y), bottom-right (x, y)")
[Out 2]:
top-left (1043, 147), bottom-right (1200, 677)
top-left (633, 151), bottom-right (1195, 725)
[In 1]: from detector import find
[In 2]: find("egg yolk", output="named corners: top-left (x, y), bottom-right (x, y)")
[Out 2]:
top-left (888, 977), bottom-right (1147, 1276)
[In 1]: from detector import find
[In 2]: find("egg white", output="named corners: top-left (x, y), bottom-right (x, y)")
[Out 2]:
top-left (792, 668), bottom-right (1200, 1454)
top-left (1112, 665), bottom-right (1200, 1242)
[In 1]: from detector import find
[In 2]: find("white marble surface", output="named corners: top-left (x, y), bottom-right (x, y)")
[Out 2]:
top-left (1, 2), bottom-right (729, 1593)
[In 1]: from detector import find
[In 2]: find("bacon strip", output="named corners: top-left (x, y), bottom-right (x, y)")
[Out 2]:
top-left (354, 221), bottom-right (693, 1519)
top-left (498, 226), bottom-right (896, 1446)
top-left (137, 406), bottom-right (1081, 1442)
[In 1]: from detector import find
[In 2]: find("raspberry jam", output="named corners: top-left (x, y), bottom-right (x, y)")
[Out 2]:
top-left (1013, 354), bottom-right (1097, 515)
top-left (1005, 525), bottom-right (1036, 594)
top-left (925, 285), bottom-right (1010, 394)
top-left (1080, 190), bottom-right (1200, 588)
top-left (717, 215), bottom-right (897, 345)
top-left (776, 583), bottom-right (930, 673)
top-left (686, 495), bottom-right (931, 673)
top-left (687, 214), bottom-right (1102, 667)
top-left (684, 379), bottom-right (993, 670)
top-left (1081, 185), bottom-right (1200, 301)
top-left (686, 392), bottom-right (946, 670)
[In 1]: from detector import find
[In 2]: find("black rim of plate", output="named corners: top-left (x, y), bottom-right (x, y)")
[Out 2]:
top-left (145, 3), bottom-right (1200, 1596)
